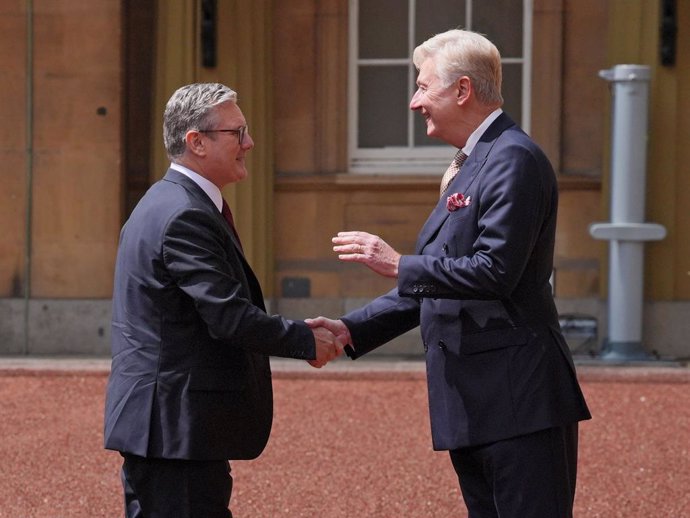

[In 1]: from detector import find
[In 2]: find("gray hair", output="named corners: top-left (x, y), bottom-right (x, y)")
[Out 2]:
top-left (413, 29), bottom-right (503, 106)
top-left (163, 83), bottom-right (238, 159)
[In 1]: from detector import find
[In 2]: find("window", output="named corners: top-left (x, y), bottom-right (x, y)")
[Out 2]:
top-left (348, 0), bottom-right (533, 174)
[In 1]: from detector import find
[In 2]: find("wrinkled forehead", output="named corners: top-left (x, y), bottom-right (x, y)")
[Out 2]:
top-left (214, 101), bottom-right (246, 124)
top-left (416, 58), bottom-right (441, 85)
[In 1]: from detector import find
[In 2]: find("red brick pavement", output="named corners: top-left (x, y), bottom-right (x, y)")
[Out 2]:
top-left (0, 359), bottom-right (688, 518)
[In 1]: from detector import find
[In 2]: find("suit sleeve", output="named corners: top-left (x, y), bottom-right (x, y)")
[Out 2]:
top-left (398, 142), bottom-right (555, 301)
top-left (162, 207), bottom-right (316, 360)
top-left (341, 287), bottom-right (421, 359)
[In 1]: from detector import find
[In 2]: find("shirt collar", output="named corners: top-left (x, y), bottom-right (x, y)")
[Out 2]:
top-left (169, 162), bottom-right (223, 212)
top-left (462, 108), bottom-right (503, 157)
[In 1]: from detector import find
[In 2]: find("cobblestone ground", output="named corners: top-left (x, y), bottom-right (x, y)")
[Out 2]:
top-left (0, 363), bottom-right (688, 517)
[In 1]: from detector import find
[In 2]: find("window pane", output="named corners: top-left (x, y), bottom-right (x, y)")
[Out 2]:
top-left (358, 66), bottom-right (408, 148)
top-left (415, 0), bottom-right (466, 47)
top-left (501, 63), bottom-right (522, 127)
top-left (359, 0), bottom-right (408, 59)
top-left (473, 0), bottom-right (523, 57)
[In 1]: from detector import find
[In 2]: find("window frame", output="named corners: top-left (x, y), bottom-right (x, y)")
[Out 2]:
top-left (348, 0), bottom-right (534, 175)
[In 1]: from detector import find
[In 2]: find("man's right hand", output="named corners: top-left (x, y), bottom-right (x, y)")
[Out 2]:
top-left (307, 326), bottom-right (344, 368)
top-left (305, 317), bottom-right (352, 351)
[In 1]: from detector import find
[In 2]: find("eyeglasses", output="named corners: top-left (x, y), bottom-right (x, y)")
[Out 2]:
top-left (198, 125), bottom-right (248, 145)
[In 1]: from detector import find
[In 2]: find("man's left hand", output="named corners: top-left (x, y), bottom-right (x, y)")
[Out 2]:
top-left (332, 231), bottom-right (401, 278)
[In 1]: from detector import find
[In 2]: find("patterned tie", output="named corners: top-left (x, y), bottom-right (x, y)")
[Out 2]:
top-left (439, 150), bottom-right (468, 197)
top-left (221, 199), bottom-right (244, 253)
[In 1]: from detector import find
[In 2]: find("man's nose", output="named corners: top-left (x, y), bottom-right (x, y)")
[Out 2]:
top-left (243, 132), bottom-right (255, 150)
top-left (409, 90), bottom-right (421, 110)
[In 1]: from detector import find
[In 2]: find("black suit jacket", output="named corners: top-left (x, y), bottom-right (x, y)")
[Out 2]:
top-left (343, 113), bottom-right (591, 450)
top-left (104, 169), bottom-right (315, 461)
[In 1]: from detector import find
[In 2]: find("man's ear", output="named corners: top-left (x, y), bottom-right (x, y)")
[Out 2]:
top-left (455, 76), bottom-right (471, 105)
top-left (185, 130), bottom-right (206, 157)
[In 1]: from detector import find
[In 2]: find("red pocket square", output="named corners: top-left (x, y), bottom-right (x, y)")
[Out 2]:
top-left (446, 193), bottom-right (471, 212)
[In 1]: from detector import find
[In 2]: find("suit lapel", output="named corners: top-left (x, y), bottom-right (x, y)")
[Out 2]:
top-left (415, 113), bottom-right (516, 254)
top-left (415, 197), bottom-right (451, 253)
top-left (162, 169), bottom-right (266, 311)
top-left (163, 169), bottom-right (244, 255)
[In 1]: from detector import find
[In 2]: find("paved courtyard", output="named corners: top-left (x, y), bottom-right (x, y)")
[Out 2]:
top-left (0, 358), bottom-right (688, 517)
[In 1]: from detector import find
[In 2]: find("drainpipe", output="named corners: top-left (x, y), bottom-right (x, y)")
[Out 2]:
top-left (590, 64), bottom-right (666, 361)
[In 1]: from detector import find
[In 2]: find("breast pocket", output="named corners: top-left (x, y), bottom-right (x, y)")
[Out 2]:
top-left (441, 206), bottom-right (476, 256)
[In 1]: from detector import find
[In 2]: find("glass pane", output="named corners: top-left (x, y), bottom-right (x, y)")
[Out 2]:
top-left (358, 66), bottom-right (409, 148)
top-left (473, 0), bottom-right (523, 57)
top-left (359, 0), bottom-right (408, 59)
top-left (415, 0), bottom-right (466, 47)
top-left (501, 63), bottom-right (522, 127)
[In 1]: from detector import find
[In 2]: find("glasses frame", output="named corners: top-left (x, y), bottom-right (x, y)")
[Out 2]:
top-left (198, 125), bottom-right (248, 145)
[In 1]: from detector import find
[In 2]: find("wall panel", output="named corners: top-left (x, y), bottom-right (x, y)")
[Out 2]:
top-left (0, 2), bottom-right (28, 297)
top-left (273, 0), bottom-right (318, 174)
top-left (30, 0), bottom-right (122, 297)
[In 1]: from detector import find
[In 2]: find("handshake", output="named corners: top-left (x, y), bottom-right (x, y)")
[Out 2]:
top-left (299, 231), bottom-right (400, 368)
top-left (305, 317), bottom-right (352, 368)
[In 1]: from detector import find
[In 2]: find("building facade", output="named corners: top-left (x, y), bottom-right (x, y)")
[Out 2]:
top-left (1, 0), bottom-right (688, 359)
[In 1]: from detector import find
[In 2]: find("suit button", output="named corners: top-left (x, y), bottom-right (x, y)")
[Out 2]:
top-left (442, 243), bottom-right (449, 254)
top-left (423, 342), bottom-right (428, 352)
top-left (438, 340), bottom-right (447, 351)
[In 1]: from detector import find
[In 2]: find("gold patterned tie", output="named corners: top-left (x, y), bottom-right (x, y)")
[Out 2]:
top-left (440, 150), bottom-right (468, 197)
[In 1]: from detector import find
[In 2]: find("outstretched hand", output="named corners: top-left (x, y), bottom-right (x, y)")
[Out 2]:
top-left (332, 231), bottom-right (401, 278)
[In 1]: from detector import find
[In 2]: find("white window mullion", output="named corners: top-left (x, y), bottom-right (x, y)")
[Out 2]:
top-left (347, 0), bottom-right (359, 169)
top-left (407, 0), bottom-right (416, 150)
top-left (466, 0), bottom-right (473, 31)
top-left (359, 59), bottom-right (410, 66)
top-left (522, 0), bottom-right (533, 134)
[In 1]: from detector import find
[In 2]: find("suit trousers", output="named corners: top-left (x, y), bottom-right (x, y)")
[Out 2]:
top-left (449, 424), bottom-right (579, 518)
top-left (120, 453), bottom-right (233, 518)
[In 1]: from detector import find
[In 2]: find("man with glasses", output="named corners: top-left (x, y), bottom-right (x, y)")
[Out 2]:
top-left (104, 82), bottom-right (343, 518)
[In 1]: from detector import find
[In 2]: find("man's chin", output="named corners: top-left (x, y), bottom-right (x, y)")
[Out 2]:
top-left (228, 169), bottom-right (248, 184)
top-left (426, 128), bottom-right (443, 141)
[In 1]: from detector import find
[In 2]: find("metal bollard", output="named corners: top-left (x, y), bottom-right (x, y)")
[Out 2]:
top-left (589, 64), bottom-right (666, 361)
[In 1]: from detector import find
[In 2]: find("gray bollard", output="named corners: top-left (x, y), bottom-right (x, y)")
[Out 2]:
top-left (589, 64), bottom-right (666, 361)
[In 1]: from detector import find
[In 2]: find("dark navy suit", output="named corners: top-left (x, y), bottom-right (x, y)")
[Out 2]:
top-left (104, 169), bottom-right (315, 515)
top-left (342, 113), bottom-right (591, 514)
